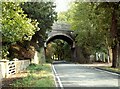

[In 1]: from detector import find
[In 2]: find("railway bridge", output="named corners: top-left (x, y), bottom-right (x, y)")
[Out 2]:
top-left (44, 22), bottom-right (77, 61)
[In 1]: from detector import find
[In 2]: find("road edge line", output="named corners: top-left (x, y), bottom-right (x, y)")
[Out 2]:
top-left (95, 67), bottom-right (120, 76)
top-left (52, 64), bottom-right (64, 89)
top-left (51, 64), bottom-right (57, 87)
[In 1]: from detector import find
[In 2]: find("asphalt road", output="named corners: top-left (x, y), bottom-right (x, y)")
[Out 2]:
top-left (52, 61), bottom-right (120, 89)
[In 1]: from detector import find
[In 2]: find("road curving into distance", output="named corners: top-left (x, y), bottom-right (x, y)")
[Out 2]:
top-left (52, 61), bottom-right (120, 89)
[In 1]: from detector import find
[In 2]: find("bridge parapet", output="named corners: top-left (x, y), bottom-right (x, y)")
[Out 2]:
top-left (44, 31), bottom-right (75, 48)
top-left (48, 30), bottom-right (75, 39)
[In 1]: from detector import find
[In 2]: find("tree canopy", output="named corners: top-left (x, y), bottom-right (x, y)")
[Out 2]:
top-left (2, 2), bottom-right (37, 44)
top-left (2, 2), bottom-right (38, 58)
top-left (58, 2), bottom-right (120, 67)
top-left (46, 40), bottom-right (71, 62)
top-left (20, 2), bottom-right (57, 41)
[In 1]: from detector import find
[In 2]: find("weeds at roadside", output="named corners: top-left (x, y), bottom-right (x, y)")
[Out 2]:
top-left (11, 63), bottom-right (55, 87)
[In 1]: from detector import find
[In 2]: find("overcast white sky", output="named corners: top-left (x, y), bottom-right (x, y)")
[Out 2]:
top-left (54, 0), bottom-right (119, 12)
top-left (54, 0), bottom-right (73, 13)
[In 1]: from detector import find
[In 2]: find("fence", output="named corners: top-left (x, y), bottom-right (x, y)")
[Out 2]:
top-left (96, 52), bottom-right (105, 62)
top-left (95, 52), bottom-right (110, 63)
top-left (0, 60), bottom-right (30, 78)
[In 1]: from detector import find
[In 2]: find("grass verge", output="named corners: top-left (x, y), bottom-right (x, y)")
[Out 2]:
top-left (11, 63), bottom-right (55, 88)
top-left (98, 66), bottom-right (120, 73)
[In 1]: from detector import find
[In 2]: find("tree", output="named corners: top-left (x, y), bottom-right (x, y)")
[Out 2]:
top-left (46, 39), bottom-right (71, 61)
top-left (67, 2), bottom-right (107, 57)
top-left (2, 2), bottom-right (37, 58)
top-left (66, 2), bottom-right (120, 67)
top-left (96, 2), bottom-right (120, 68)
top-left (62, 41), bottom-right (71, 61)
top-left (46, 43), bottom-right (55, 62)
top-left (5, 2), bottom-right (57, 60)
top-left (20, 2), bottom-right (57, 48)
top-left (57, 11), bottom-right (69, 22)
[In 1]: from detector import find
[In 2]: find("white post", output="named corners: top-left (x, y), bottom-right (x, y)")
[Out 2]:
top-left (99, 53), bottom-right (102, 61)
top-left (103, 52), bottom-right (105, 62)
top-left (32, 51), bottom-right (39, 64)
top-left (107, 56), bottom-right (110, 63)
top-left (39, 48), bottom-right (45, 65)
top-left (6, 60), bottom-right (10, 78)
top-left (96, 53), bottom-right (98, 61)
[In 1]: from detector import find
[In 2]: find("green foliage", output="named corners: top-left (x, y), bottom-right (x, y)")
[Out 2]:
top-left (27, 63), bottom-right (43, 73)
top-left (2, 2), bottom-right (37, 58)
top-left (66, 2), bottom-right (107, 55)
top-left (46, 43), bottom-right (56, 62)
top-left (27, 63), bottom-right (51, 72)
top-left (60, 2), bottom-right (120, 66)
top-left (2, 2), bottom-right (36, 43)
top-left (53, 40), bottom-right (65, 60)
top-left (64, 2), bottom-right (119, 55)
top-left (96, 2), bottom-right (120, 47)
top-left (2, 46), bottom-right (9, 59)
top-left (100, 66), bottom-right (120, 73)
top-left (20, 2), bottom-right (57, 40)
top-left (46, 40), bottom-right (71, 61)
top-left (12, 64), bottom-right (55, 87)
top-left (58, 11), bottom-right (69, 22)
top-left (96, 2), bottom-right (120, 68)
top-left (62, 42), bottom-right (71, 61)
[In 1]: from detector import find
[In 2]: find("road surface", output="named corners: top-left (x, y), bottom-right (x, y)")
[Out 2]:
top-left (52, 61), bottom-right (120, 89)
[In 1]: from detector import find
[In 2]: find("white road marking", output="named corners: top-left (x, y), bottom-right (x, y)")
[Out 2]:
top-left (51, 64), bottom-right (57, 87)
top-left (52, 65), bottom-right (64, 89)
top-left (95, 68), bottom-right (120, 76)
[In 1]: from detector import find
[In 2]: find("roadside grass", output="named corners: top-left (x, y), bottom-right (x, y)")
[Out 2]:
top-left (100, 66), bottom-right (120, 73)
top-left (11, 63), bottom-right (55, 88)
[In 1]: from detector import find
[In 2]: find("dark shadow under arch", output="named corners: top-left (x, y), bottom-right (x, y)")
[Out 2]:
top-left (44, 33), bottom-right (75, 48)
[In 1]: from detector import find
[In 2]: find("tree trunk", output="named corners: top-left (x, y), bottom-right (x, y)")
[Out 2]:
top-left (106, 37), bottom-right (112, 63)
top-left (58, 54), bottom-right (59, 60)
top-left (111, 45), bottom-right (117, 68)
top-left (110, 7), bottom-right (118, 68)
top-left (108, 46), bottom-right (112, 63)
top-left (117, 43), bottom-right (120, 67)
top-left (44, 47), bottom-right (47, 60)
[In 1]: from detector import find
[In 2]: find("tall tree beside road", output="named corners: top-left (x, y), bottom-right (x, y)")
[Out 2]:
top-left (66, 2), bottom-right (107, 59)
top-left (20, 2), bottom-right (57, 47)
top-left (2, 2), bottom-right (37, 58)
top-left (97, 2), bottom-right (120, 68)
top-left (64, 2), bottom-right (120, 67)
top-left (5, 2), bottom-right (57, 60)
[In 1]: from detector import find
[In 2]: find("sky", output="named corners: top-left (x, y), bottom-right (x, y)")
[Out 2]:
top-left (54, 0), bottom-right (73, 13)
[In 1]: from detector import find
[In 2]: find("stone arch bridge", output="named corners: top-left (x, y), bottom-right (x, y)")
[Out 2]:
top-left (44, 30), bottom-right (75, 48)
top-left (44, 23), bottom-right (77, 61)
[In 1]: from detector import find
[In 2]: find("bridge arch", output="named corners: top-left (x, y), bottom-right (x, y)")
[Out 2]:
top-left (44, 22), bottom-right (77, 62)
top-left (44, 33), bottom-right (75, 48)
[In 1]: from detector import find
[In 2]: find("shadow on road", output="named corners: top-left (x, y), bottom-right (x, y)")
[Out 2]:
top-left (52, 61), bottom-right (70, 64)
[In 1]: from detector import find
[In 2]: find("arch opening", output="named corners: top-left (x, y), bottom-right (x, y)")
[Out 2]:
top-left (46, 39), bottom-right (72, 61)
top-left (44, 34), bottom-right (75, 48)
top-left (44, 32), bottom-right (76, 62)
